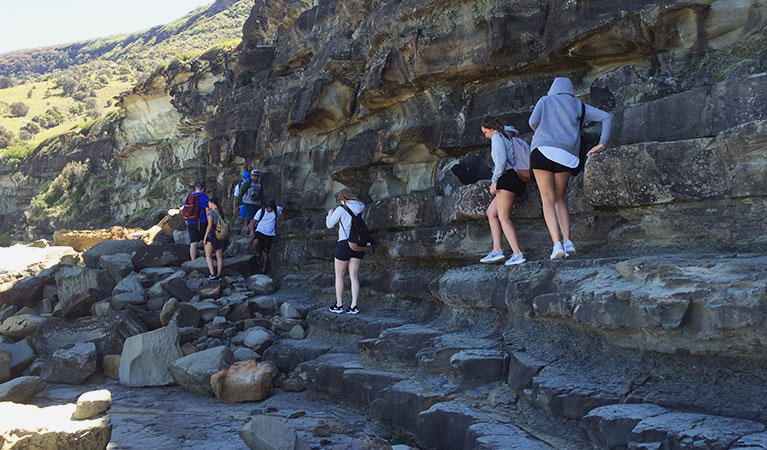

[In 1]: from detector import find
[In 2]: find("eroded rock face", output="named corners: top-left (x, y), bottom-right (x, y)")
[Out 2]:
top-left (0, 401), bottom-right (112, 449)
top-left (119, 326), bottom-right (183, 387)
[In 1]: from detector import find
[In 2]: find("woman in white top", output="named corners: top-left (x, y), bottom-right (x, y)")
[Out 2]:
top-left (528, 77), bottom-right (612, 259)
top-left (479, 116), bottom-right (531, 266)
top-left (325, 189), bottom-right (365, 315)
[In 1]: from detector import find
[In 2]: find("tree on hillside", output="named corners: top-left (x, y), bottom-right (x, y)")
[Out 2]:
top-left (10, 102), bottom-right (29, 117)
top-left (21, 121), bottom-right (41, 135)
top-left (0, 125), bottom-right (14, 149)
top-left (0, 76), bottom-right (15, 89)
top-left (32, 106), bottom-right (65, 129)
top-left (55, 74), bottom-right (79, 96)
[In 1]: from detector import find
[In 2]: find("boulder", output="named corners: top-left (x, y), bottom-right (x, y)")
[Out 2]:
top-left (233, 327), bottom-right (274, 353)
top-left (247, 274), bottom-right (276, 295)
top-left (181, 255), bottom-right (258, 277)
top-left (171, 303), bottom-right (200, 328)
top-left (240, 415), bottom-right (309, 450)
top-left (56, 289), bottom-right (108, 319)
top-left (55, 265), bottom-right (116, 304)
top-left (289, 325), bottom-right (305, 340)
top-left (41, 342), bottom-right (97, 384)
top-left (31, 311), bottom-right (146, 357)
top-left (0, 275), bottom-right (49, 307)
top-left (168, 346), bottom-right (234, 396)
top-left (139, 267), bottom-right (179, 285)
top-left (103, 355), bottom-right (120, 380)
top-left (280, 303), bottom-right (302, 319)
top-left (119, 326), bottom-right (183, 387)
top-left (132, 244), bottom-right (189, 270)
top-left (0, 401), bottom-right (112, 449)
top-left (164, 277), bottom-right (194, 302)
top-left (449, 349), bottom-right (507, 381)
top-left (629, 412), bottom-right (766, 450)
top-left (189, 300), bottom-right (219, 323)
top-left (233, 347), bottom-right (258, 362)
top-left (74, 389), bottom-right (112, 419)
top-left (0, 314), bottom-right (47, 338)
top-left (0, 340), bottom-right (36, 376)
top-left (159, 298), bottom-right (180, 326)
top-left (198, 281), bottom-right (222, 299)
top-left (580, 403), bottom-right (669, 450)
top-left (210, 360), bottom-right (279, 403)
top-left (82, 238), bottom-right (148, 267)
top-left (99, 253), bottom-right (135, 282)
top-left (0, 350), bottom-right (9, 383)
top-left (0, 305), bottom-right (18, 323)
top-left (0, 376), bottom-right (46, 403)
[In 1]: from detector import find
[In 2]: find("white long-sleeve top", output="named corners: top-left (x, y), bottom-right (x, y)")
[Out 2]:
top-left (326, 200), bottom-right (365, 241)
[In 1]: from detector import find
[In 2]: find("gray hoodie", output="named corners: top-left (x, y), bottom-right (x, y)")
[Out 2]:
top-left (490, 125), bottom-right (529, 183)
top-left (529, 77), bottom-right (612, 157)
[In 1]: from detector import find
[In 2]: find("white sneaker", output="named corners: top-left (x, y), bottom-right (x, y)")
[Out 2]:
top-left (505, 253), bottom-right (526, 266)
top-left (550, 242), bottom-right (565, 260)
top-left (564, 240), bottom-right (576, 257)
top-left (480, 250), bottom-right (505, 264)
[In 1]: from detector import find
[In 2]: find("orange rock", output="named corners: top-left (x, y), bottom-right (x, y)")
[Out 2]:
top-left (209, 360), bottom-right (278, 403)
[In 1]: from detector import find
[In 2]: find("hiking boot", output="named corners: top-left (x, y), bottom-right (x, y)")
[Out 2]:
top-left (505, 253), bottom-right (526, 266)
top-left (564, 240), bottom-right (576, 257)
top-left (480, 250), bottom-right (505, 264)
top-left (550, 242), bottom-right (565, 260)
top-left (329, 304), bottom-right (344, 314)
top-left (347, 306), bottom-right (360, 315)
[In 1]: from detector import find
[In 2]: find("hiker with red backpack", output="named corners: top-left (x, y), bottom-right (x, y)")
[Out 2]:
top-left (182, 181), bottom-right (210, 260)
top-left (326, 189), bottom-right (370, 315)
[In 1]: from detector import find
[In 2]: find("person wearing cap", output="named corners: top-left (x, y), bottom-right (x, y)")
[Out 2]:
top-left (236, 168), bottom-right (263, 238)
top-left (252, 199), bottom-right (283, 273)
top-left (183, 181), bottom-right (210, 260)
top-left (232, 171), bottom-right (251, 231)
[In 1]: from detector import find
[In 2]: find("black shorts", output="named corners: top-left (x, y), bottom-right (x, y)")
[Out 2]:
top-left (335, 240), bottom-right (365, 261)
top-left (253, 232), bottom-right (274, 253)
top-left (530, 148), bottom-right (573, 173)
top-left (187, 222), bottom-right (206, 243)
top-left (496, 170), bottom-right (526, 196)
top-left (205, 230), bottom-right (228, 252)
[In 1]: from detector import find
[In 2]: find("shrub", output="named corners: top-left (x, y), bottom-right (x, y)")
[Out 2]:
top-left (0, 101), bottom-right (8, 116)
top-left (43, 159), bottom-right (90, 206)
top-left (21, 121), bottom-right (41, 135)
top-left (0, 76), bottom-right (15, 89)
top-left (55, 74), bottom-right (79, 96)
top-left (18, 130), bottom-right (33, 141)
top-left (10, 102), bottom-right (29, 117)
top-left (32, 106), bottom-right (65, 129)
top-left (0, 125), bottom-right (14, 149)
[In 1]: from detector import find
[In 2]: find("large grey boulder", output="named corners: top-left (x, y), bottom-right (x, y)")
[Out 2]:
top-left (0, 274), bottom-right (51, 308)
top-left (132, 244), bottom-right (189, 270)
top-left (233, 327), bottom-right (274, 353)
top-left (159, 298), bottom-right (180, 326)
top-left (0, 314), bottom-right (47, 338)
top-left (168, 346), bottom-right (234, 396)
top-left (240, 415), bottom-right (309, 450)
top-left (580, 403), bottom-right (669, 449)
top-left (163, 277), bottom-right (194, 302)
top-left (0, 376), bottom-right (47, 402)
top-left (99, 253), bottom-right (135, 282)
top-left (55, 265), bottom-right (116, 304)
top-left (629, 412), bottom-right (766, 450)
top-left (31, 311), bottom-right (146, 357)
top-left (0, 340), bottom-right (36, 376)
top-left (55, 289), bottom-right (108, 319)
top-left (41, 342), bottom-right (97, 384)
top-left (119, 326), bottom-right (183, 387)
top-left (83, 238), bottom-right (147, 267)
top-left (170, 303), bottom-right (200, 328)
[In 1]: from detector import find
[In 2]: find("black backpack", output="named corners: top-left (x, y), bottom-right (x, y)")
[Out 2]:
top-left (341, 205), bottom-right (372, 251)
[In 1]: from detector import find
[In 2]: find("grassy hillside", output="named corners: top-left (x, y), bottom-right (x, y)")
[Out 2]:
top-left (0, 0), bottom-right (250, 161)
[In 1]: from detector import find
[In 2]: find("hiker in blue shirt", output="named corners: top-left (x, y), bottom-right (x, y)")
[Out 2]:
top-left (182, 181), bottom-right (210, 260)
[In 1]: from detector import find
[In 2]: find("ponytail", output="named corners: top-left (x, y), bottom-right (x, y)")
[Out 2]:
top-left (481, 116), bottom-right (514, 140)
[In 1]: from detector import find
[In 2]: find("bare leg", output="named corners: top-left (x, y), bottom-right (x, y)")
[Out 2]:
top-left (260, 251), bottom-right (268, 273)
top-left (334, 258), bottom-right (349, 307)
top-left (247, 220), bottom-right (256, 239)
top-left (534, 169), bottom-right (562, 245)
top-left (495, 190), bottom-right (522, 254)
top-left (553, 171), bottom-right (571, 242)
top-left (348, 257), bottom-right (362, 308)
top-left (215, 249), bottom-right (224, 277)
top-left (486, 198), bottom-right (503, 252)
top-left (204, 242), bottom-right (215, 275)
top-left (189, 242), bottom-right (197, 261)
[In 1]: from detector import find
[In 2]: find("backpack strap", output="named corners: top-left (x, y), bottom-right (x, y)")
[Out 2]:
top-left (579, 102), bottom-right (586, 129)
top-left (341, 204), bottom-right (357, 217)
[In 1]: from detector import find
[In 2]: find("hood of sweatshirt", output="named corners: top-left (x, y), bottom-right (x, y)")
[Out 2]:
top-left (547, 77), bottom-right (574, 96)
top-left (344, 200), bottom-right (365, 214)
top-left (503, 125), bottom-right (520, 135)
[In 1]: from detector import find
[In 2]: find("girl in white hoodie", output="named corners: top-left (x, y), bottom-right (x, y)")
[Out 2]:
top-left (325, 189), bottom-right (366, 314)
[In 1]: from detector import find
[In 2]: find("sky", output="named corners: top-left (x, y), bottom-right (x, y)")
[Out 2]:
top-left (0, 0), bottom-right (213, 54)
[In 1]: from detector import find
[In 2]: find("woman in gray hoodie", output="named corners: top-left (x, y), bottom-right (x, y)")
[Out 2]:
top-left (326, 189), bottom-right (366, 315)
top-left (529, 77), bottom-right (612, 259)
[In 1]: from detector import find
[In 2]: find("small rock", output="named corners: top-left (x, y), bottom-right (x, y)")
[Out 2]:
top-left (233, 347), bottom-right (258, 362)
top-left (181, 343), bottom-right (198, 356)
top-left (0, 340), bottom-right (36, 375)
top-left (90, 299), bottom-right (114, 317)
top-left (289, 325), bottom-right (306, 339)
top-left (74, 389), bottom-right (112, 419)
top-left (100, 253), bottom-right (135, 282)
top-left (281, 375), bottom-right (305, 392)
top-left (240, 415), bottom-right (309, 450)
top-left (172, 304), bottom-right (201, 328)
top-left (236, 327), bottom-right (274, 352)
top-left (56, 289), bottom-right (108, 319)
top-left (159, 298), bottom-right (180, 326)
top-left (103, 355), bottom-right (120, 380)
top-left (280, 303), bottom-right (302, 319)
top-left (253, 296), bottom-right (276, 310)
top-left (210, 360), bottom-right (279, 403)
top-left (198, 281), bottom-right (222, 299)
top-left (41, 342), bottom-right (97, 384)
top-left (0, 376), bottom-right (46, 402)
top-left (246, 275), bottom-right (276, 295)
top-left (164, 277), bottom-right (194, 302)
top-left (168, 346), bottom-right (234, 396)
